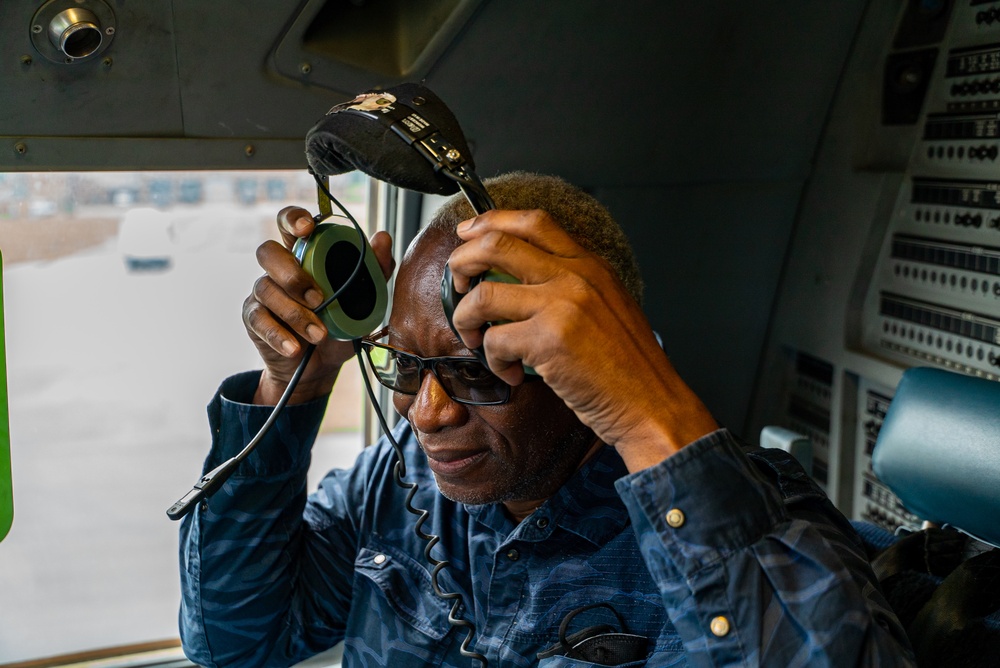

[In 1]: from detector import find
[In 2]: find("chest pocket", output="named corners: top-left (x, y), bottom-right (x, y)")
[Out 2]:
top-left (535, 602), bottom-right (656, 668)
top-left (537, 648), bottom-right (683, 668)
top-left (353, 542), bottom-right (452, 642)
top-left (537, 659), bottom-right (648, 668)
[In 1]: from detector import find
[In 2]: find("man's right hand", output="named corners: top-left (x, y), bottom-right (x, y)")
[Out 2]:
top-left (244, 205), bottom-right (395, 406)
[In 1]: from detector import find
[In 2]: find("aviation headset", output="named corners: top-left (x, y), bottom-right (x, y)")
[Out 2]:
top-left (299, 82), bottom-right (505, 359)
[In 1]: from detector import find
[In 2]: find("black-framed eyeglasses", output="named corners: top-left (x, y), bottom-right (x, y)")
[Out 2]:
top-left (360, 328), bottom-right (511, 405)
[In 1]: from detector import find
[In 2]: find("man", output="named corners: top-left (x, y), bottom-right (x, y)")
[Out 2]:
top-left (179, 172), bottom-right (913, 666)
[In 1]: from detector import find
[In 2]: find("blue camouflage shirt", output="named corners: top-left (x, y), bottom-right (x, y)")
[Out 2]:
top-left (179, 371), bottom-right (913, 667)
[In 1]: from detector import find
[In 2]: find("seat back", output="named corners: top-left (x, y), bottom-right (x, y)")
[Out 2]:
top-left (872, 366), bottom-right (1000, 548)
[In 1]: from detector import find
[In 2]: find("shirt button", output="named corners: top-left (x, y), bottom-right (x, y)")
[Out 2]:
top-left (665, 508), bottom-right (685, 528)
top-left (373, 554), bottom-right (387, 565)
top-left (536, 517), bottom-right (549, 529)
top-left (710, 615), bottom-right (730, 637)
top-left (506, 548), bottom-right (520, 561)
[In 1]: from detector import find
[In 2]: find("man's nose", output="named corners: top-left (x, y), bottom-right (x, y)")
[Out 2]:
top-left (405, 371), bottom-right (467, 433)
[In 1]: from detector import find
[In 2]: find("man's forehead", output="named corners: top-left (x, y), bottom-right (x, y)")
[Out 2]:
top-left (396, 228), bottom-right (456, 295)
top-left (401, 224), bottom-right (459, 265)
top-left (389, 229), bottom-right (459, 349)
top-left (396, 248), bottom-right (447, 298)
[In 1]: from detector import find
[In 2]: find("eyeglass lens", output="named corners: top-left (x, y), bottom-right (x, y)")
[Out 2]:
top-left (363, 343), bottom-right (509, 405)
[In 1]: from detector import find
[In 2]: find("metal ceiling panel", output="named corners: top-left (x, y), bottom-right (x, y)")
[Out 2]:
top-left (0, 1), bottom-right (183, 139)
top-left (0, 0), bottom-right (868, 184)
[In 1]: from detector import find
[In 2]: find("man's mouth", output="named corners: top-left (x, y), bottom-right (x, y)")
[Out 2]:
top-left (421, 447), bottom-right (489, 477)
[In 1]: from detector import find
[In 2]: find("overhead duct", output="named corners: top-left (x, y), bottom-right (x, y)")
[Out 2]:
top-left (271, 0), bottom-right (484, 90)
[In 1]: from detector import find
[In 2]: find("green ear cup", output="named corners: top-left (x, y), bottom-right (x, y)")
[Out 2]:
top-left (294, 223), bottom-right (388, 340)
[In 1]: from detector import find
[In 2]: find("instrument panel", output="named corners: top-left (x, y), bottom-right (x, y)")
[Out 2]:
top-left (860, 3), bottom-right (1000, 380)
top-left (754, 0), bottom-right (1000, 527)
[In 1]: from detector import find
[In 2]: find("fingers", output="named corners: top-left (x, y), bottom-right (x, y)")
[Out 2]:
top-left (243, 292), bottom-right (303, 357)
top-left (256, 239), bottom-right (326, 312)
top-left (250, 232), bottom-right (329, 358)
top-left (449, 278), bottom-right (537, 351)
top-left (456, 209), bottom-right (580, 253)
top-left (370, 230), bottom-right (396, 281)
top-left (245, 274), bottom-right (327, 356)
top-left (479, 320), bottom-right (536, 386)
top-left (447, 210), bottom-right (587, 293)
top-left (450, 276), bottom-right (593, 377)
top-left (276, 206), bottom-right (317, 249)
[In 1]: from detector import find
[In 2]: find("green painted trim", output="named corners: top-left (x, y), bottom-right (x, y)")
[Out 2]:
top-left (0, 248), bottom-right (12, 543)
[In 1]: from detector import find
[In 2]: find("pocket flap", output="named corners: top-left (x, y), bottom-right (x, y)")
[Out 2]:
top-left (355, 541), bottom-right (452, 640)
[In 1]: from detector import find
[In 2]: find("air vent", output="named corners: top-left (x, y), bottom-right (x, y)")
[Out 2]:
top-left (271, 0), bottom-right (484, 90)
top-left (304, 0), bottom-right (461, 77)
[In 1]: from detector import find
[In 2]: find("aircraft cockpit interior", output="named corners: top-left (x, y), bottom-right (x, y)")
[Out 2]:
top-left (0, 1), bottom-right (998, 665)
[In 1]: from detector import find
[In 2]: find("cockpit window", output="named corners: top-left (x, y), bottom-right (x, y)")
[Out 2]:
top-left (0, 170), bottom-right (369, 662)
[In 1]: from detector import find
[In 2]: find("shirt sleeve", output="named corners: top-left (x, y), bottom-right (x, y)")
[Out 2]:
top-left (614, 428), bottom-right (916, 667)
top-left (178, 370), bottom-right (345, 668)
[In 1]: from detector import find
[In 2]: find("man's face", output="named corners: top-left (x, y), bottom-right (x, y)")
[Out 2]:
top-left (387, 228), bottom-right (594, 507)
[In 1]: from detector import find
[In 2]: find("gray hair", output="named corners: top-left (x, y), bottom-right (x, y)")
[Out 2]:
top-left (425, 172), bottom-right (644, 305)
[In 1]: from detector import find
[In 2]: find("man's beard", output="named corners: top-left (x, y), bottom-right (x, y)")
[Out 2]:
top-left (432, 423), bottom-right (598, 508)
